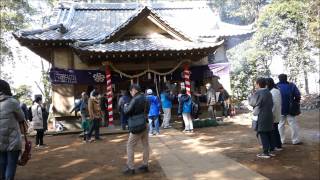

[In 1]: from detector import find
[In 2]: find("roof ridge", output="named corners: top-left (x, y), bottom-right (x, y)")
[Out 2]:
top-left (75, 5), bottom-right (192, 47)
top-left (59, 1), bottom-right (211, 10)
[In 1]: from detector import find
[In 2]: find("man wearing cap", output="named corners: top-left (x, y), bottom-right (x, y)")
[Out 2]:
top-left (146, 89), bottom-right (161, 135)
top-left (123, 84), bottom-right (150, 175)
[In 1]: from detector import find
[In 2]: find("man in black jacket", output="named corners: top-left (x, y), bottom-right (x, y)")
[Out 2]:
top-left (249, 77), bottom-right (274, 159)
top-left (123, 84), bottom-right (149, 175)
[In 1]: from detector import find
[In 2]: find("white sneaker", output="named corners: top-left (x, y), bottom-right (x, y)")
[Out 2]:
top-left (269, 153), bottom-right (276, 157)
top-left (275, 147), bottom-right (283, 151)
top-left (256, 153), bottom-right (271, 159)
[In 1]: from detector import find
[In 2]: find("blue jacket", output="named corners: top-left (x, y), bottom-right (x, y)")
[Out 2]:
top-left (178, 94), bottom-right (192, 114)
top-left (160, 92), bottom-right (174, 108)
top-left (146, 95), bottom-right (160, 117)
top-left (277, 82), bottom-right (301, 115)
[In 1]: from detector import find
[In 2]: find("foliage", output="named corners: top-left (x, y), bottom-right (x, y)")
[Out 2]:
top-left (254, 0), bottom-right (317, 81)
top-left (306, 0), bottom-right (320, 48)
top-left (209, 0), bottom-right (267, 24)
top-left (229, 41), bottom-right (257, 100)
top-left (229, 0), bottom-right (318, 98)
top-left (12, 85), bottom-right (33, 106)
top-left (0, 0), bottom-right (34, 54)
top-left (40, 60), bottom-right (52, 104)
top-left (0, 0), bottom-right (58, 81)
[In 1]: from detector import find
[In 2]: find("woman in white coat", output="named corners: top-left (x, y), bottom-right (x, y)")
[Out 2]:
top-left (266, 78), bottom-right (283, 151)
top-left (32, 96), bottom-right (44, 148)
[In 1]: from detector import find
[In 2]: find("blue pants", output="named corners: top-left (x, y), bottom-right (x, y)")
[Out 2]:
top-left (120, 112), bottom-right (128, 130)
top-left (88, 118), bottom-right (100, 140)
top-left (148, 116), bottom-right (159, 134)
top-left (0, 151), bottom-right (20, 180)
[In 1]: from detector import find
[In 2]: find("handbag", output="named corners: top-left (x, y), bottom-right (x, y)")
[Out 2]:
top-left (288, 83), bottom-right (301, 116)
top-left (128, 114), bottom-right (147, 134)
top-left (18, 121), bottom-right (32, 166)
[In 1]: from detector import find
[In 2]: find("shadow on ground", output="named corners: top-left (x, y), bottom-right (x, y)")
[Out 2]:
top-left (16, 133), bottom-right (167, 180)
top-left (168, 109), bottom-right (319, 180)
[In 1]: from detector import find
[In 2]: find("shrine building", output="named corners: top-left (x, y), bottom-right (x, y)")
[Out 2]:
top-left (14, 1), bottom-right (254, 123)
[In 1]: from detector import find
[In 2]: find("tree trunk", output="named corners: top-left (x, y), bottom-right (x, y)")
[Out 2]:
top-left (303, 70), bottom-right (309, 95)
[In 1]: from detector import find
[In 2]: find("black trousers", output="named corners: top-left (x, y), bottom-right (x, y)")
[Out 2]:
top-left (88, 118), bottom-right (100, 140)
top-left (35, 129), bottom-right (44, 145)
top-left (259, 131), bottom-right (272, 154)
top-left (102, 111), bottom-right (109, 127)
top-left (271, 123), bottom-right (282, 149)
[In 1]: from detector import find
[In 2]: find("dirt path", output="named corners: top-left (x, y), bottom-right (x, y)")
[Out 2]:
top-left (16, 110), bottom-right (319, 180)
top-left (184, 109), bottom-right (320, 180)
top-left (16, 134), bottom-right (167, 180)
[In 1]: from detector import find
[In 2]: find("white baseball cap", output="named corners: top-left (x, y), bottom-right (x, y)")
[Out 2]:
top-left (147, 89), bottom-right (153, 94)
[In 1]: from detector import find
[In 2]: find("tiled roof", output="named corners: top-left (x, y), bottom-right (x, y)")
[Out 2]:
top-left (74, 38), bottom-right (224, 53)
top-left (14, 1), bottom-right (254, 42)
top-left (75, 6), bottom-right (191, 47)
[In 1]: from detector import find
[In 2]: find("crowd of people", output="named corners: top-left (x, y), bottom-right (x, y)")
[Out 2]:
top-left (0, 77), bottom-right (233, 178)
top-left (0, 72), bottom-right (303, 178)
top-left (249, 74), bottom-right (302, 159)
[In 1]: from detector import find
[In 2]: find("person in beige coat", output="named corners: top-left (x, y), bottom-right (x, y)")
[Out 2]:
top-left (266, 78), bottom-right (283, 151)
top-left (87, 91), bottom-right (102, 141)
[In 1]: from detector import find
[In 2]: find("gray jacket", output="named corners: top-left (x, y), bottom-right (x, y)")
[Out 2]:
top-left (248, 88), bottom-right (273, 132)
top-left (206, 88), bottom-right (216, 105)
top-left (0, 93), bottom-right (25, 151)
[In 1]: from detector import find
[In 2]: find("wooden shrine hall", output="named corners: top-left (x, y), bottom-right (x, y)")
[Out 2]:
top-left (14, 1), bottom-right (254, 123)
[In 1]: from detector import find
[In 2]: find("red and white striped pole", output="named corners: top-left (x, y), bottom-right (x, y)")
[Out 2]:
top-left (105, 65), bottom-right (114, 127)
top-left (184, 64), bottom-right (191, 95)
